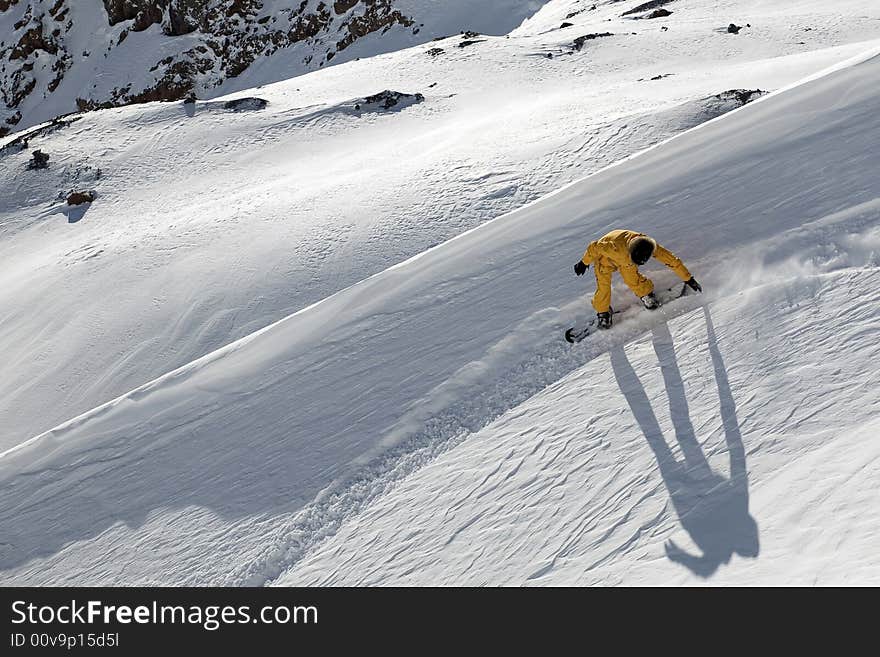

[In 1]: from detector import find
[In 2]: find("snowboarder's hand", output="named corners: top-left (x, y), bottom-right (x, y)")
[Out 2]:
top-left (686, 277), bottom-right (702, 292)
top-left (574, 261), bottom-right (588, 276)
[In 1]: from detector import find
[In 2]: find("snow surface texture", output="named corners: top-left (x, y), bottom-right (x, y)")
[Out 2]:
top-left (284, 272), bottom-right (880, 585)
top-left (3, 0), bottom-right (880, 448)
top-left (1, 39), bottom-right (879, 585)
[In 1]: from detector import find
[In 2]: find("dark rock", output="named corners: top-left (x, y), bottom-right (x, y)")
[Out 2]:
top-left (360, 90), bottom-right (424, 110)
top-left (560, 22), bottom-right (574, 29)
top-left (727, 23), bottom-right (742, 34)
top-left (458, 39), bottom-right (485, 48)
top-left (10, 26), bottom-right (60, 60)
top-left (27, 149), bottom-right (50, 170)
top-left (66, 190), bottom-right (96, 205)
top-left (426, 47), bottom-right (444, 57)
top-left (460, 31), bottom-right (480, 39)
top-left (714, 88), bottom-right (766, 106)
top-left (573, 32), bottom-right (613, 50)
top-left (646, 9), bottom-right (672, 18)
top-left (222, 97), bottom-right (268, 111)
top-left (622, 0), bottom-right (676, 17)
top-left (690, 88), bottom-right (768, 124)
top-left (334, 0), bottom-right (358, 14)
top-left (566, 5), bottom-right (596, 19)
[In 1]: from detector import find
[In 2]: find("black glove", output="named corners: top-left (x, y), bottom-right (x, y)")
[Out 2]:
top-left (574, 261), bottom-right (588, 276)
top-left (686, 277), bottom-right (702, 292)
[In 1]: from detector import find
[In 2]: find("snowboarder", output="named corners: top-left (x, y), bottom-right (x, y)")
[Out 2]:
top-left (573, 229), bottom-right (701, 329)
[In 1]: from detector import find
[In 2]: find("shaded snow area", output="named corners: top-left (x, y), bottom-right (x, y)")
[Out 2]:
top-left (2, 33), bottom-right (879, 585)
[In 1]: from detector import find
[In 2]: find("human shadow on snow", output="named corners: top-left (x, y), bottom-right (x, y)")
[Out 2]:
top-left (610, 305), bottom-right (759, 577)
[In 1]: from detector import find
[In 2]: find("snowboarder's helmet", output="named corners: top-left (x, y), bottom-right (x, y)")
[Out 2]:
top-left (629, 236), bottom-right (656, 265)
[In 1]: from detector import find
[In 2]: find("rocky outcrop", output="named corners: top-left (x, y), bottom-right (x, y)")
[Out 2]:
top-left (573, 32), bottom-right (613, 50)
top-left (26, 149), bottom-right (49, 169)
top-left (103, 0), bottom-right (206, 35)
top-left (66, 189), bottom-right (96, 205)
top-left (621, 0), bottom-right (676, 17)
top-left (222, 96), bottom-right (267, 112)
top-left (713, 88), bottom-right (766, 105)
top-left (0, 1), bottom-right (69, 132)
top-left (355, 90), bottom-right (424, 111)
top-left (1, 0), bottom-right (418, 134)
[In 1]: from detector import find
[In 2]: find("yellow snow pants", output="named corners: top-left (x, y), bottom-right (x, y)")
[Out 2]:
top-left (592, 258), bottom-right (654, 313)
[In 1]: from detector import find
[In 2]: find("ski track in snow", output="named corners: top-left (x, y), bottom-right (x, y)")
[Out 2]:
top-left (238, 289), bottom-right (711, 585)
top-left (2, 40), bottom-right (880, 584)
top-left (279, 268), bottom-right (880, 585)
top-left (2, 0), bottom-right (880, 447)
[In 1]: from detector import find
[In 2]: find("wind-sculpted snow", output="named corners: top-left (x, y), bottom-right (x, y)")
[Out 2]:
top-left (281, 269), bottom-right (880, 585)
top-left (1, 48), bottom-right (879, 585)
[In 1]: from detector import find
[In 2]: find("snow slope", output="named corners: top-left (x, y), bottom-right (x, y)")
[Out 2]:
top-left (1, 0), bottom-right (553, 135)
top-left (3, 0), bottom-right (879, 449)
top-left (282, 270), bottom-right (880, 585)
top-left (2, 43), bottom-right (879, 586)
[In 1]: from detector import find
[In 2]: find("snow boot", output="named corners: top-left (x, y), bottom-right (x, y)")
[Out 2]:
top-left (597, 310), bottom-right (613, 330)
top-left (641, 292), bottom-right (660, 310)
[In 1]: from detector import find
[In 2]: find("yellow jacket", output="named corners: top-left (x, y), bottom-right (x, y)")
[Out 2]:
top-left (581, 229), bottom-right (691, 280)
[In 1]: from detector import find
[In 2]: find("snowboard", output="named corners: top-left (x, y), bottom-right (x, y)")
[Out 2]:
top-left (565, 283), bottom-right (690, 343)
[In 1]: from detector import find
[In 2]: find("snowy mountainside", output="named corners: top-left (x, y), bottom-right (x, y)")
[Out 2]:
top-left (2, 0), bottom-right (878, 450)
top-left (1, 44), bottom-right (879, 585)
top-left (0, 0), bottom-right (551, 135)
